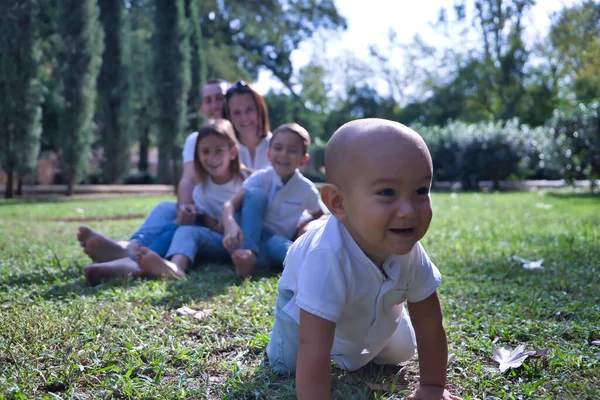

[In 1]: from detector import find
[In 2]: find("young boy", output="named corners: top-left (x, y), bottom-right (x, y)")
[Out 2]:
top-left (266, 119), bottom-right (462, 400)
top-left (221, 123), bottom-right (325, 278)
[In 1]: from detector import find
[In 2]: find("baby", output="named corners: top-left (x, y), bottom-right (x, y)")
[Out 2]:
top-left (266, 119), bottom-right (462, 400)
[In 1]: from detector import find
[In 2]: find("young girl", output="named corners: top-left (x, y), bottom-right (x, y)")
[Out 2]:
top-left (82, 119), bottom-right (248, 282)
top-left (223, 80), bottom-right (272, 171)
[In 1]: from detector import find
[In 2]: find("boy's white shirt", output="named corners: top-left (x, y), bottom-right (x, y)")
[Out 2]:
top-left (182, 132), bottom-right (198, 164)
top-left (242, 166), bottom-right (322, 239)
top-left (193, 175), bottom-right (246, 222)
top-left (238, 132), bottom-right (272, 170)
top-left (278, 216), bottom-right (442, 371)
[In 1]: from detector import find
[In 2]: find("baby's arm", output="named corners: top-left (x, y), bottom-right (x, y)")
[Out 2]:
top-left (296, 309), bottom-right (335, 400)
top-left (407, 291), bottom-right (461, 400)
top-left (221, 188), bottom-right (247, 251)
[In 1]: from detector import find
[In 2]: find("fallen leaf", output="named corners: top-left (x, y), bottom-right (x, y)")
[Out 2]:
top-left (492, 336), bottom-right (501, 344)
top-left (591, 341), bottom-right (600, 347)
top-left (447, 353), bottom-right (456, 363)
top-left (512, 255), bottom-right (544, 270)
top-left (176, 306), bottom-right (214, 320)
top-left (492, 344), bottom-right (536, 373)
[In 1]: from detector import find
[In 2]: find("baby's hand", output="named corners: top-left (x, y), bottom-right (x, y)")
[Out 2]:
top-left (408, 385), bottom-right (462, 400)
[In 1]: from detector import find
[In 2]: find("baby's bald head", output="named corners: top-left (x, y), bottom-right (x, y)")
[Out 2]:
top-left (325, 119), bottom-right (431, 190)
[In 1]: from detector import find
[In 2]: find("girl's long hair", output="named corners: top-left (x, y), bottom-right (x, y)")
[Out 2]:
top-left (193, 119), bottom-right (250, 183)
top-left (222, 81), bottom-right (270, 139)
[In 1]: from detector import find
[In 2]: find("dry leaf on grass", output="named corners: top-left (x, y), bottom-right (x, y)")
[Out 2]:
top-left (365, 374), bottom-right (408, 392)
top-left (176, 306), bottom-right (214, 320)
top-left (512, 256), bottom-right (544, 270)
top-left (447, 353), bottom-right (457, 363)
top-left (492, 344), bottom-right (536, 373)
top-left (591, 340), bottom-right (600, 347)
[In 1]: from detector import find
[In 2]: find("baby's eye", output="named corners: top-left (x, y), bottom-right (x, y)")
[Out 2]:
top-left (378, 188), bottom-right (396, 197)
top-left (415, 187), bottom-right (430, 195)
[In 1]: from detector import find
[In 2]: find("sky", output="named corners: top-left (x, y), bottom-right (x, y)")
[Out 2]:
top-left (253, 0), bottom-right (582, 96)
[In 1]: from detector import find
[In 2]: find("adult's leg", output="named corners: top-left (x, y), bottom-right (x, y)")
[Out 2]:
top-left (145, 223), bottom-right (179, 259)
top-left (77, 201), bottom-right (177, 263)
top-left (128, 201), bottom-right (178, 248)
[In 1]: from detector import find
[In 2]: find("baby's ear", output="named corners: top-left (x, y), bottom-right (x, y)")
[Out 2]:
top-left (300, 153), bottom-right (310, 166)
top-left (321, 184), bottom-right (346, 219)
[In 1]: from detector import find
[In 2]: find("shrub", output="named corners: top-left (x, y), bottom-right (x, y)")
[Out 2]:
top-left (549, 102), bottom-right (600, 190)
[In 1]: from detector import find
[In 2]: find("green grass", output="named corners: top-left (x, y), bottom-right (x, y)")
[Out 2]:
top-left (0, 191), bottom-right (599, 399)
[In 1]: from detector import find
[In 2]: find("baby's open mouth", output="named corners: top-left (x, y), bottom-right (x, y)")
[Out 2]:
top-left (389, 228), bottom-right (415, 235)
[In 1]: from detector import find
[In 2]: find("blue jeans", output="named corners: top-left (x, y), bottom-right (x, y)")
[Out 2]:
top-left (129, 201), bottom-right (178, 247)
top-left (266, 289), bottom-right (300, 376)
top-left (166, 225), bottom-right (231, 265)
top-left (129, 222), bottom-right (178, 259)
top-left (240, 188), bottom-right (292, 268)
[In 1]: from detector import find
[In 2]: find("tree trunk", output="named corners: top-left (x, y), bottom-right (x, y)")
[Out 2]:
top-left (138, 126), bottom-right (150, 172)
top-left (16, 177), bottom-right (23, 196)
top-left (66, 176), bottom-right (75, 196)
top-left (4, 170), bottom-right (14, 199)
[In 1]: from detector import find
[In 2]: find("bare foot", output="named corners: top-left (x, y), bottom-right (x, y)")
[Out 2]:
top-left (77, 225), bottom-right (134, 262)
top-left (136, 247), bottom-right (185, 279)
top-left (83, 257), bottom-right (143, 285)
top-left (232, 249), bottom-right (257, 279)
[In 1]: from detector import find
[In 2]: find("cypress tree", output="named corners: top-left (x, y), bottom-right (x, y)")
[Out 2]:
top-left (153, 0), bottom-right (190, 184)
top-left (0, 1), bottom-right (43, 199)
top-left (97, 0), bottom-right (132, 183)
top-left (185, 0), bottom-right (205, 133)
top-left (57, 0), bottom-right (104, 195)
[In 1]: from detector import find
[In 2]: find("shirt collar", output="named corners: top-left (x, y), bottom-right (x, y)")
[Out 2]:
top-left (336, 218), bottom-right (401, 281)
top-left (270, 166), bottom-right (300, 190)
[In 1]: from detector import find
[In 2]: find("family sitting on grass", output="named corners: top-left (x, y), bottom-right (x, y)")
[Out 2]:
top-left (76, 79), bottom-right (462, 399)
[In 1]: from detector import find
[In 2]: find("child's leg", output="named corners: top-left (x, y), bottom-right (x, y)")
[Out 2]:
top-left (266, 289), bottom-right (300, 376)
top-left (145, 223), bottom-right (179, 258)
top-left (232, 188), bottom-right (268, 276)
top-left (371, 307), bottom-right (416, 365)
top-left (259, 232), bottom-right (293, 268)
top-left (138, 225), bottom-right (230, 279)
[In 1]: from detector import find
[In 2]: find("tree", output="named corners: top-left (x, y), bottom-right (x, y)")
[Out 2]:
top-left (128, 0), bottom-right (155, 174)
top-left (198, 0), bottom-right (346, 93)
top-left (549, 1), bottom-right (600, 104)
top-left (153, 0), bottom-right (190, 184)
top-left (57, 0), bottom-right (104, 195)
top-left (185, 0), bottom-right (205, 133)
top-left (0, 1), bottom-right (43, 199)
top-left (97, 0), bottom-right (133, 184)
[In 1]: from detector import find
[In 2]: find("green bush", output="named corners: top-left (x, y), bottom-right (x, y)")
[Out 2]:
top-left (415, 120), bottom-right (558, 189)
top-left (549, 102), bottom-right (600, 190)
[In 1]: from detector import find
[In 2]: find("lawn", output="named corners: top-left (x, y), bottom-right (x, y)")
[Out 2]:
top-left (0, 191), bottom-right (599, 399)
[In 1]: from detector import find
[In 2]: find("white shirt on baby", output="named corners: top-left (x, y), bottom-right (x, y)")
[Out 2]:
top-left (182, 131), bottom-right (199, 164)
top-left (193, 176), bottom-right (245, 222)
top-left (242, 166), bottom-right (322, 239)
top-left (278, 216), bottom-right (442, 371)
top-left (238, 132), bottom-right (271, 170)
